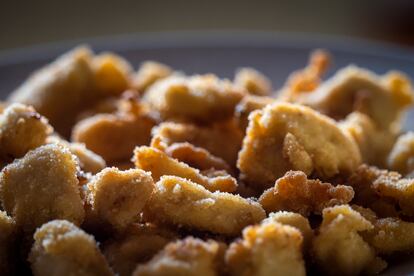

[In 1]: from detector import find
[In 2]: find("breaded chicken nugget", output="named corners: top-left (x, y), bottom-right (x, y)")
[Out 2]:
top-left (134, 146), bottom-right (237, 193)
top-left (262, 211), bottom-right (313, 249)
top-left (29, 220), bottom-right (113, 276)
top-left (238, 102), bottom-right (361, 189)
top-left (0, 103), bottom-right (52, 159)
top-left (103, 223), bottom-right (177, 276)
top-left (234, 68), bottom-right (272, 96)
top-left (132, 61), bottom-right (172, 93)
top-left (0, 211), bottom-right (16, 275)
top-left (144, 74), bottom-right (244, 122)
top-left (0, 144), bottom-right (84, 234)
top-left (152, 120), bottom-right (244, 167)
top-left (143, 176), bottom-right (265, 235)
top-left (151, 137), bottom-right (232, 173)
top-left (133, 237), bottom-right (225, 276)
top-left (259, 171), bottom-right (354, 216)
top-left (349, 164), bottom-right (414, 218)
top-left (291, 66), bottom-right (413, 130)
top-left (388, 132), bottom-right (414, 175)
top-left (234, 95), bottom-right (276, 130)
top-left (340, 111), bottom-right (396, 166)
top-left (312, 205), bottom-right (386, 275)
top-left (84, 167), bottom-right (154, 231)
top-left (72, 101), bottom-right (156, 163)
top-left (225, 221), bottom-right (306, 276)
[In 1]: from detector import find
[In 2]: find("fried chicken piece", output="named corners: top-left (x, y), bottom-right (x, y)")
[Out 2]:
top-left (152, 120), bottom-right (244, 168)
top-left (226, 221), bottom-right (306, 276)
top-left (348, 164), bottom-right (414, 218)
top-left (339, 111), bottom-right (396, 166)
top-left (352, 205), bottom-right (414, 255)
top-left (103, 223), bottom-right (177, 276)
top-left (47, 135), bottom-right (106, 174)
top-left (234, 95), bottom-right (276, 130)
top-left (9, 47), bottom-right (132, 136)
top-left (0, 211), bottom-right (16, 275)
top-left (388, 132), bottom-right (414, 175)
top-left (29, 220), bottom-right (113, 276)
top-left (0, 144), bottom-right (84, 234)
top-left (259, 171), bottom-right (354, 216)
top-left (279, 49), bottom-right (331, 101)
top-left (312, 205), bottom-right (386, 275)
top-left (237, 102), bottom-right (361, 189)
top-left (144, 74), bottom-right (244, 122)
top-left (83, 167), bottom-right (154, 232)
top-left (134, 146), bottom-right (237, 193)
top-left (143, 176), bottom-right (265, 235)
top-left (72, 99), bottom-right (156, 163)
top-left (133, 237), bottom-right (225, 276)
top-left (234, 67), bottom-right (272, 96)
top-left (132, 61), bottom-right (172, 93)
top-left (262, 211), bottom-right (313, 249)
top-left (0, 103), bottom-right (52, 160)
top-left (291, 66), bottom-right (413, 131)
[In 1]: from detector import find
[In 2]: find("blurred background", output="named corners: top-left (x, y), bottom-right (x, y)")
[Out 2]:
top-left (1, 0), bottom-right (414, 50)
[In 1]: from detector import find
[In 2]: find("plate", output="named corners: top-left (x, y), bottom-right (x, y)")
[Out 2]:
top-left (0, 31), bottom-right (414, 275)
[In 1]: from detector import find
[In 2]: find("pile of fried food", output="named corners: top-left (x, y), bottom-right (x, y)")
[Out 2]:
top-left (2, 46), bottom-right (414, 276)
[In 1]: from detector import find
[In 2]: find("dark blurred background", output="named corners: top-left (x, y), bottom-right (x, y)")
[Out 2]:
top-left (1, 0), bottom-right (414, 50)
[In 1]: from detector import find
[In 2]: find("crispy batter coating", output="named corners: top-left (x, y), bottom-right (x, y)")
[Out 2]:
top-left (152, 121), bottom-right (244, 168)
top-left (47, 135), bottom-right (106, 174)
top-left (132, 61), bottom-right (172, 93)
top-left (312, 205), bottom-right (386, 275)
top-left (279, 49), bottom-right (331, 101)
top-left (237, 102), bottom-right (361, 189)
top-left (0, 103), bottom-right (52, 159)
top-left (134, 146), bottom-right (237, 193)
top-left (348, 164), bottom-right (414, 218)
top-left (234, 67), bottom-right (272, 96)
top-left (388, 132), bottom-right (414, 175)
top-left (144, 74), bottom-right (244, 122)
top-left (72, 100), bottom-right (156, 163)
top-left (84, 167), bottom-right (154, 231)
top-left (291, 66), bottom-right (413, 130)
top-left (225, 221), bottom-right (305, 276)
top-left (0, 211), bottom-right (16, 275)
top-left (259, 171), bottom-right (354, 216)
top-left (0, 144), bottom-right (84, 234)
top-left (353, 205), bottom-right (414, 255)
top-left (133, 237), bottom-right (225, 276)
top-left (29, 220), bottom-right (113, 276)
top-left (262, 211), bottom-right (313, 249)
top-left (234, 95), bottom-right (276, 130)
top-left (151, 137), bottom-right (232, 173)
top-left (340, 111), bottom-right (396, 166)
top-left (143, 176), bottom-right (265, 235)
top-left (103, 223), bottom-right (176, 276)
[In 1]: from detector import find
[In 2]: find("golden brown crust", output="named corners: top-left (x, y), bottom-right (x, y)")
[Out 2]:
top-left (84, 167), bottom-right (154, 232)
top-left (152, 120), bottom-right (244, 167)
top-left (237, 102), bottom-right (361, 189)
top-left (144, 74), bottom-right (244, 122)
top-left (0, 211), bottom-right (16, 275)
top-left (234, 67), bottom-right (272, 96)
top-left (134, 146), bottom-right (237, 193)
top-left (234, 95), bottom-right (276, 130)
top-left (0, 144), bottom-right (84, 234)
top-left (143, 176), bottom-right (265, 236)
top-left (103, 223), bottom-right (177, 276)
top-left (29, 220), bottom-right (114, 276)
top-left (0, 103), bottom-right (52, 160)
top-left (133, 237), bottom-right (225, 276)
top-left (312, 205), bottom-right (386, 276)
top-left (225, 221), bottom-right (306, 276)
top-left (388, 131), bottom-right (414, 175)
top-left (132, 61), bottom-right (172, 93)
top-left (259, 171), bottom-right (354, 216)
